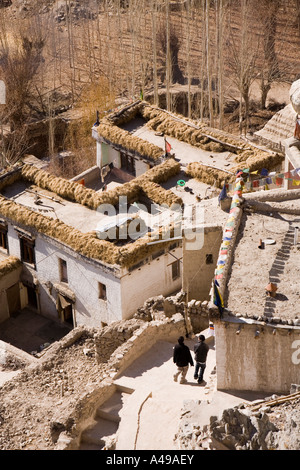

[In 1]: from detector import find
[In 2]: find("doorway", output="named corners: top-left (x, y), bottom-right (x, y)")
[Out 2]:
top-left (6, 283), bottom-right (21, 315)
top-left (27, 285), bottom-right (38, 310)
top-left (56, 293), bottom-right (74, 328)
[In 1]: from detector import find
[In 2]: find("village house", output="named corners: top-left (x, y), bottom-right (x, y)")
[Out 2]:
top-left (0, 99), bottom-right (288, 336)
top-left (0, 159), bottom-right (184, 329)
top-left (208, 146), bottom-right (300, 394)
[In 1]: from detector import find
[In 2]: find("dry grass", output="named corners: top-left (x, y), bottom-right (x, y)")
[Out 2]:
top-left (0, 255), bottom-right (22, 280)
top-left (97, 121), bottom-right (164, 162)
top-left (0, 194), bottom-right (180, 268)
top-left (21, 158), bottom-right (181, 209)
top-left (186, 163), bottom-right (233, 188)
top-left (0, 158), bottom-right (182, 268)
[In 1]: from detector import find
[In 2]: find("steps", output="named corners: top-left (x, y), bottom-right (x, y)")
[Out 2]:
top-left (79, 385), bottom-right (134, 450)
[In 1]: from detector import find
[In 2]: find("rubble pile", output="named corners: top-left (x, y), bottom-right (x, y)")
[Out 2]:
top-left (175, 393), bottom-right (300, 451)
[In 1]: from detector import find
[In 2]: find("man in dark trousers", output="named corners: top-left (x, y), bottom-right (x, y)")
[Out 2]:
top-left (173, 336), bottom-right (194, 384)
top-left (193, 334), bottom-right (209, 384)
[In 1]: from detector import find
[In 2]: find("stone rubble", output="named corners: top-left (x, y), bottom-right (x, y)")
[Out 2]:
top-left (175, 393), bottom-right (300, 451)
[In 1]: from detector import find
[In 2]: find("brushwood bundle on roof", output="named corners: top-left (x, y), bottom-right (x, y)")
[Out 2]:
top-left (186, 163), bottom-right (233, 188)
top-left (20, 159), bottom-right (181, 209)
top-left (186, 147), bottom-right (284, 189)
top-left (97, 121), bottom-right (164, 162)
top-left (0, 195), bottom-right (180, 268)
top-left (0, 159), bottom-right (182, 269)
top-left (0, 255), bottom-right (22, 280)
top-left (140, 104), bottom-right (250, 153)
top-left (99, 100), bottom-right (283, 175)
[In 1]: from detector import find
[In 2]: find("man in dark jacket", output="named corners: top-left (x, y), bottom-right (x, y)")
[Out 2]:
top-left (173, 336), bottom-right (194, 384)
top-left (193, 334), bottom-right (209, 384)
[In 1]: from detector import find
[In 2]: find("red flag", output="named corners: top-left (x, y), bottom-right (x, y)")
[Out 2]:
top-left (165, 139), bottom-right (172, 154)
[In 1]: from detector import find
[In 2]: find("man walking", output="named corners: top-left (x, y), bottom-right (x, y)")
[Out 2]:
top-left (194, 334), bottom-right (209, 384)
top-left (173, 336), bottom-right (194, 384)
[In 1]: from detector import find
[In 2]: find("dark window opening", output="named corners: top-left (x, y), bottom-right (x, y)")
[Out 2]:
top-left (0, 225), bottom-right (8, 251)
top-left (172, 260), bottom-right (180, 281)
top-left (20, 237), bottom-right (35, 266)
top-left (98, 282), bottom-right (107, 301)
top-left (59, 258), bottom-right (68, 283)
top-left (121, 152), bottom-right (136, 176)
top-left (206, 254), bottom-right (213, 265)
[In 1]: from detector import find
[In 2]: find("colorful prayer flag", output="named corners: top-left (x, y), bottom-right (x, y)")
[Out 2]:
top-left (213, 280), bottom-right (224, 316)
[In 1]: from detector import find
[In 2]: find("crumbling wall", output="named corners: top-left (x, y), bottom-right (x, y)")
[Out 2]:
top-left (133, 293), bottom-right (210, 334)
top-left (175, 391), bottom-right (300, 450)
top-left (175, 400), bottom-right (278, 450)
top-left (93, 319), bottom-right (146, 363)
top-left (101, 313), bottom-right (187, 377)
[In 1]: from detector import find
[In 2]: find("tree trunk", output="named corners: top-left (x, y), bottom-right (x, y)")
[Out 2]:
top-left (166, 0), bottom-right (171, 111)
top-left (151, 0), bottom-right (159, 106)
top-left (206, 0), bottom-right (214, 127)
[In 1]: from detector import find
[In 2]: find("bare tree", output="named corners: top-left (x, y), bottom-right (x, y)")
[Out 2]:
top-left (227, 0), bottom-right (260, 135)
top-left (256, 0), bottom-right (293, 109)
top-left (0, 32), bottom-right (45, 132)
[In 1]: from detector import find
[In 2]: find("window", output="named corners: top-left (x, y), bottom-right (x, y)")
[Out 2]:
top-left (121, 152), bottom-right (136, 176)
top-left (152, 249), bottom-right (165, 260)
top-left (206, 254), bottom-right (213, 265)
top-left (172, 260), bottom-right (180, 281)
top-left (128, 260), bottom-right (144, 272)
top-left (169, 242), bottom-right (178, 251)
top-left (20, 237), bottom-right (35, 266)
top-left (0, 224), bottom-right (8, 251)
top-left (59, 259), bottom-right (68, 283)
top-left (98, 282), bottom-right (107, 301)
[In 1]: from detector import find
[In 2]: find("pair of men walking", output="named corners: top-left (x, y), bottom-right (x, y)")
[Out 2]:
top-left (173, 334), bottom-right (209, 384)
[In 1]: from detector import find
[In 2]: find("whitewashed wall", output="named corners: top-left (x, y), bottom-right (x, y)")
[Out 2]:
top-left (120, 246), bottom-right (182, 320)
top-left (215, 318), bottom-right (300, 394)
top-left (4, 220), bottom-right (182, 326)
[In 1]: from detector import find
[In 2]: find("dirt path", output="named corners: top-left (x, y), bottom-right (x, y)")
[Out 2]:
top-left (113, 337), bottom-right (252, 450)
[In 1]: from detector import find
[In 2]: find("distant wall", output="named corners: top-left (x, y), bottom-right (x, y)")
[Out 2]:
top-left (71, 166), bottom-right (101, 186)
top-left (215, 317), bottom-right (300, 394)
top-left (183, 225), bottom-right (223, 302)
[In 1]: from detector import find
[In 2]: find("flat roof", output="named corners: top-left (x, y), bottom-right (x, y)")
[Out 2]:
top-left (226, 207), bottom-right (300, 321)
top-left (2, 182), bottom-right (180, 237)
top-left (123, 117), bottom-right (237, 171)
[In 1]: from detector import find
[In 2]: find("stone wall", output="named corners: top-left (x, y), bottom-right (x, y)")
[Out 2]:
top-left (93, 318), bottom-right (146, 364)
top-left (175, 399), bottom-right (278, 451)
top-left (175, 390), bottom-right (300, 450)
top-left (94, 313), bottom-right (187, 372)
top-left (133, 293), bottom-right (210, 334)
